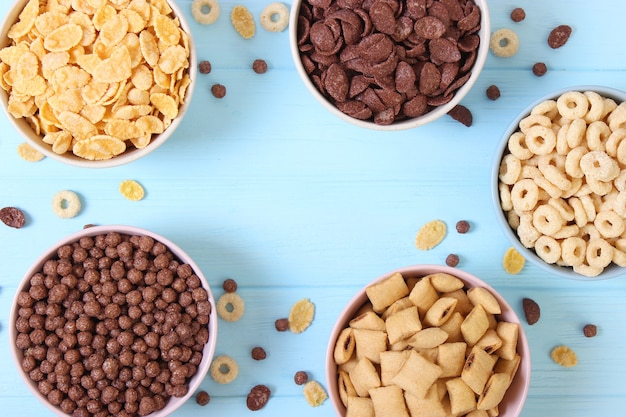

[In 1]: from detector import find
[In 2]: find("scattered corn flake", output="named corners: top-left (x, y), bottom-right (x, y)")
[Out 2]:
top-left (551, 345), bottom-right (578, 367)
top-left (17, 142), bottom-right (45, 162)
top-left (288, 298), bottom-right (315, 334)
top-left (503, 247), bottom-right (526, 274)
top-left (415, 219), bottom-right (447, 250)
top-left (303, 381), bottom-right (327, 407)
top-left (119, 179), bottom-right (145, 201)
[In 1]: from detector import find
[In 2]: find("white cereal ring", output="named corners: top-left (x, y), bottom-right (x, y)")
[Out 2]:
top-left (557, 91), bottom-right (589, 120)
top-left (613, 247), bottom-right (626, 267)
top-left (519, 114), bottom-right (552, 134)
top-left (499, 154), bottom-right (522, 185)
top-left (51, 190), bottom-right (81, 218)
top-left (585, 238), bottom-right (614, 269)
top-left (506, 210), bottom-right (520, 229)
top-left (534, 235), bottom-right (561, 264)
top-left (584, 91), bottom-right (605, 123)
top-left (260, 2), bottom-right (289, 32)
top-left (552, 224), bottom-right (579, 239)
top-left (532, 204), bottom-right (564, 236)
top-left (561, 177), bottom-right (582, 199)
top-left (580, 150), bottom-right (619, 182)
top-left (608, 102), bottom-right (626, 131)
top-left (534, 175), bottom-right (563, 199)
top-left (191, 0), bottom-right (221, 25)
top-left (614, 170), bottom-right (626, 192)
top-left (605, 128), bottom-right (626, 157)
top-left (489, 28), bottom-right (519, 58)
top-left (210, 355), bottom-right (239, 384)
top-left (564, 146), bottom-right (587, 179)
top-left (580, 223), bottom-right (601, 241)
top-left (499, 182), bottom-right (513, 212)
top-left (525, 125), bottom-right (556, 155)
top-left (587, 177), bottom-right (613, 196)
top-left (565, 118), bottom-right (586, 148)
top-left (560, 236), bottom-right (586, 266)
top-left (586, 121), bottom-right (611, 151)
top-left (517, 213), bottom-right (541, 248)
top-left (616, 136), bottom-right (626, 166)
top-left (569, 197), bottom-right (589, 227)
top-left (579, 195), bottom-right (597, 222)
top-left (555, 121), bottom-right (571, 155)
top-left (603, 98), bottom-right (618, 119)
top-left (538, 154), bottom-right (571, 191)
top-left (531, 99), bottom-right (558, 119)
top-left (511, 178), bottom-right (539, 212)
top-left (548, 197), bottom-right (575, 222)
top-left (216, 292), bottom-right (245, 322)
top-left (594, 209), bottom-right (625, 238)
top-left (573, 263), bottom-right (603, 277)
top-left (508, 132), bottom-right (533, 160)
top-left (612, 191), bottom-right (626, 216)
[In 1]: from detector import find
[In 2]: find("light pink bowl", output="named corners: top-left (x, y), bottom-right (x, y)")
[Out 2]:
top-left (9, 225), bottom-right (218, 417)
top-left (325, 264), bottom-right (530, 417)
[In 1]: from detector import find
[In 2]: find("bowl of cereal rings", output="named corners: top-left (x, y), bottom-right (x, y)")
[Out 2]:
top-left (493, 85), bottom-right (626, 280)
top-left (9, 225), bottom-right (218, 416)
top-left (0, 0), bottom-right (197, 168)
top-left (326, 264), bottom-right (530, 417)
top-left (289, 0), bottom-right (490, 130)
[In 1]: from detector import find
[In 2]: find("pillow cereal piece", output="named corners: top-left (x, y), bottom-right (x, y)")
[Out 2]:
top-left (231, 5), bottom-right (255, 39)
top-left (51, 190), bottom-right (81, 219)
top-left (550, 345), bottom-right (578, 367)
top-left (119, 179), bottom-right (145, 201)
top-left (210, 355), bottom-right (239, 384)
top-left (303, 380), bottom-right (328, 407)
top-left (503, 247), bottom-right (525, 274)
top-left (288, 298), bottom-right (315, 333)
top-left (415, 219), bottom-right (447, 250)
top-left (217, 292), bottom-right (245, 322)
top-left (17, 142), bottom-right (45, 162)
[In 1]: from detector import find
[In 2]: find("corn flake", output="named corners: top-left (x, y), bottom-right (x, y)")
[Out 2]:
top-left (119, 179), bottom-right (145, 200)
top-left (43, 23), bottom-right (83, 52)
top-left (73, 134), bottom-right (126, 160)
top-left (92, 46), bottom-right (132, 83)
top-left (8, 0), bottom-right (39, 40)
top-left (17, 142), bottom-right (45, 162)
top-left (150, 92), bottom-right (178, 119)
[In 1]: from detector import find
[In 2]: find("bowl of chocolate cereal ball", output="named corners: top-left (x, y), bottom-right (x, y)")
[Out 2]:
top-left (0, 0), bottom-right (197, 168)
top-left (326, 264), bottom-right (530, 417)
top-left (492, 85), bottom-right (626, 280)
top-left (289, 0), bottom-right (490, 130)
top-left (9, 225), bottom-right (217, 417)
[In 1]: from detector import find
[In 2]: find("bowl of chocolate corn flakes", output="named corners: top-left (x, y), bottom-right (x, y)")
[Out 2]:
top-left (9, 225), bottom-right (217, 417)
top-left (326, 265), bottom-right (530, 417)
top-left (289, 0), bottom-right (490, 130)
top-left (492, 86), bottom-right (626, 280)
top-left (0, 0), bottom-right (197, 168)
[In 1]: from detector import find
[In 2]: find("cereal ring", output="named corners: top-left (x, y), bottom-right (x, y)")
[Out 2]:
top-left (573, 262), bottom-right (603, 277)
top-left (555, 121), bottom-right (571, 155)
top-left (508, 132), bottom-right (533, 160)
top-left (499, 154), bottom-right (522, 185)
top-left (587, 177), bottom-right (612, 196)
top-left (564, 146), bottom-right (587, 179)
top-left (534, 235), bottom-right (561, 264)
top-left (552, 224), bottom-right (579, 240)
top-left (586, 121), bottom-right (611, 151)
top-left (548, 197), bottom-right (575, 222)
top-left (608, 102), bottom-right (626, 131)
top-left (568, 197), bottom-right (588, 227)
top-left (519, 114), bottom-right (552, 134)
top-left (531, 99), bottom-right (558, 119)
top-left (506, 210), bottom-right (520, 229)
top-left (534, 175), bottom-right (562, 199)
top-left (538, 154), bottom-right (571, 191)
top-left (611, 191), bottom-right (626, 216)
top-left (260, 2), bottom-right (289, 32)
top-left (532, 204), bottom-right (563, 236)
top-left (562, 177), bottom-right (583, 199)
top-left (616, 136), bottom-right (626, 166)
top-left (613, 247), bottom-right (626, 267)
top-left (580, 223), bottom-right (601, 242)
top-left (191, 0), bottom-right (221, 25)
top-left (556, 91), bottom-right (589, 120)
top-left (51, 190), bottom-right (81, 218)
top-left (499, 182), bottom-right (513, 211)
top-left (603, 98), bottom-right (618, 119)
top-left (517, 213), bottom-right (541, 248)
top-left (586, 238), bottom-right (613, 269)
top-left (584, 91), bottom-right (605, 123)
top-left (525, 125), bottom-right (556, 155)
top-left (565, 118), bottom-right (586, 148)
top-left (580, 150), bottom-right (619, 182)
top-left (594, 210), bottom-right (625, 238)
top-left (489, 28), bottom-right (519, 57)
top-left (216, 292), bottom-right (245, 322)
top-left (210, 355), bottom-right (239, 384)
top-left (510, 179), bottom-right (539, 212)
top-left (560, 236), bottom-right (586, 266)
top-left (605, 128), bottom-right (626, 157)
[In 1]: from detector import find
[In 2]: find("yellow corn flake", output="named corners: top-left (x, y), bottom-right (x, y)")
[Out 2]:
top-left (113, 104), bottom-right (152, 120)
top-left (0, 44), bottom-right (30, 67)
top-left (139, 30), bottom-right (160, 67)
top-left (81, 79), bottom-right (109, 104)
top-left (92, 4), bottom-right (116, 30)
top-left (41, 51), bottom-right (70, 78)
top-left (231, 5), bottom-right (256, 39)
top-left (415, 219), bottom-right (447, 250)
top-left (99, 14), bottom-right (129, 46)
top-left (129, 0), bottom-right (151, 21)
top-left (68, 11), bottom-right (97, 46)
top-left (72, 135), bottom-right (126, 160)
top-left (49, 88), bottom-right (84, 113)
top-left (34, 11), bottom-right (68, 37)
top-left (130, 134), bottom-right (151, 149)
top-left (8, 0), bottom-right (39, 40)
top-left (51, 130), bottom-right (73, 154)
top-left (136, 114), bottom-right (164, 134)
top-left (52, 65), bottom-right (91, 89)
top-left (158, 45), bottom-right (187, 74)
top-left (503, 247), bottom-right (526, 274)
top-left (72, 0), bottom-right (97, 14)
top-left (154, 14), bottom-right (180, 46)
top-left (119, 179), bottom-right (145, 201)
top-left (92, 46), bottom-right (132, 83)
top-left (122, 33), bottom-right (143, 68)
top-left (120, 9), bottom-right (146, 33)
top-left (56, 110), bottom-right (98, 140)
top-left (15, 51), bottom-right (39, 81)
top-left (13, 75), bottom-right (47, 96)
top-left (105, 119), bottom-right (142, 139)
top-left (288, 298), bottom-right (315, 334)
top-left (303, 381), bottom-right (328, 407)
top-left (80, 104), bottom-right (106, 124)
top-left (127, 87), bottom-right (150, 105)
top-left (17, 142), bottom-right (45, 162)
top-left (43, 23), bottom-right (83, 52)
top-left (551, 345), bottom-right (578, 368)
top-left (150, 92), bottom-right (178, 119)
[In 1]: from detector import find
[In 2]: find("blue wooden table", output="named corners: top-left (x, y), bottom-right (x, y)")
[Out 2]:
top-left (1, 0), bottom-right (625, 416)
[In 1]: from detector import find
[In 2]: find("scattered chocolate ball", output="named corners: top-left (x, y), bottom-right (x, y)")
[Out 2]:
top-left (251, 346), bottom-right (267, 360)
top-left (294, 371), bottom-right (308, 385)
top-left (510, 7), bottom-right (526, 22)
top-left (486, 85), bottom-right (501, 101)
top-left (0, 206), bottom-right (25, 228)
top-left (446, 254), bottom-right (460, 267)
top-left (456, 220), bottom-right (470, 234)
top-left (252, 59), bottom-right (268, 74)
top-left (196, 390), bottom-right (211, 406)
top-left (532, 62), bottom-right (548, 77)
top-left (223, 278), bottom-right (238, 293)
top-left (275, 318), bottom-right (289, 332)
top-left (211, 83), bottom-right (226, 98)
top-left (583, 324), bottom-right (597, 337)
top-left (198, 60), bottom-right (212, 74)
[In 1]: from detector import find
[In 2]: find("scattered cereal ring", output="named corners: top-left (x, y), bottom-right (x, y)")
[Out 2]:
top-left (17, 142), bottom-right (45, 162)
top-left (260, 2), bottom-right (289, 32)
top-left (231, 5), bottom-right (255, 39)
top-left (210, 355), bottom-right (239, 384)
top-left (119, 180), bottom-right (145, 201)
top-left (503, 246), bottom-right (525, 274)
top-left (191, 0), bottom-right (221, 25)
top-left (415, 219), bottom-right (447, 250)
top-left (216, 292), bottom-right (245, 322)
top-left (550, 345), bottom-right (577, 367)
top-left (556, 91), bottom-right (589, 120)
top-left (51, 190), bottom-right (81, 218)
top-left (303, 381), bottom-right (328, 407)
top-left (534, 235), bottom-right (561, 264)
top-left (489, 28), bottom-right (519, 58)
top-left (288, 298), bottom-right (315, 334)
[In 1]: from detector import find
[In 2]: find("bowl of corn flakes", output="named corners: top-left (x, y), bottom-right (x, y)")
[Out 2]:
top-left (492, 85), bottom-right (626, 280)
top-left (0, 0), bottom-right (197, 168)
top-left (9, 224), bottom-right (218, 416)
top-left (326, 264), bottom-right (530, 417)
top-left (289, 0), bottom-right (490, 130)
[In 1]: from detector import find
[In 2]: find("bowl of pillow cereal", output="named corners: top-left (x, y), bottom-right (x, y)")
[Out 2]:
top-left (9, 225), bottom-right (218, 417)
top-left (0, 0), bottom-right (196, 168)
top-left (289, 0), bottom-right (490, 130)
top-left (326, 265), bottom-right (530, 417)
top-left (493, 86), bottom-right (626, 280)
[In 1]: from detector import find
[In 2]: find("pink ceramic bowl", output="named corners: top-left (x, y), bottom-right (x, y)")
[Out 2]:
top-left (9, 225), bottom-right (218, 417)
top-left (325, 264), bottom-right (530, 417)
